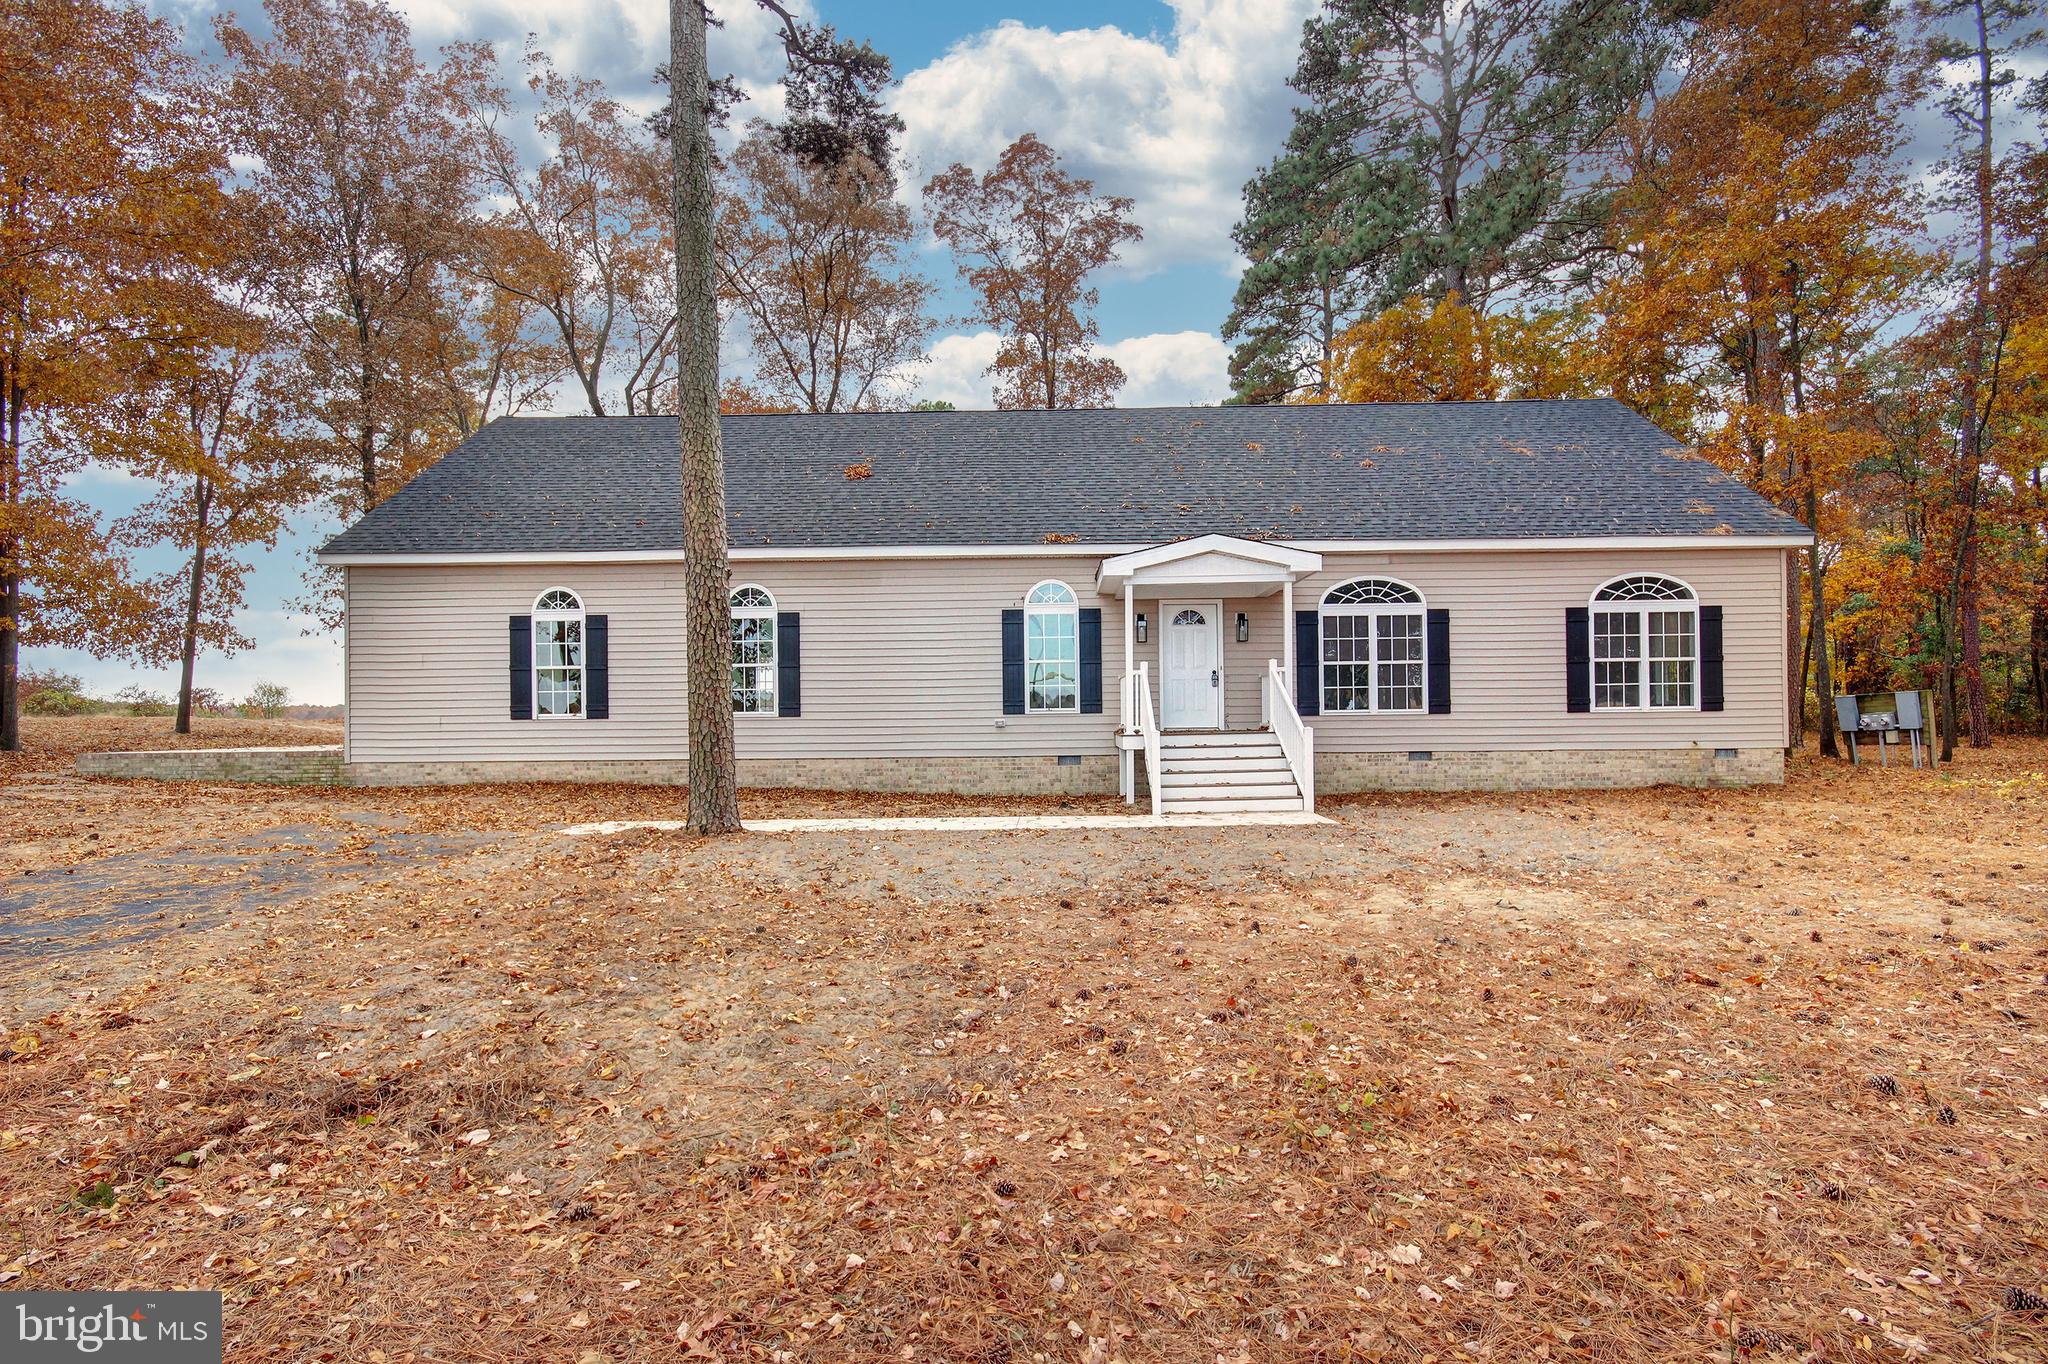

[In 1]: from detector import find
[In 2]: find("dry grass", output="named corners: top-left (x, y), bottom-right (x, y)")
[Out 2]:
top-left (1, 723), bottom-right (2044, 1362)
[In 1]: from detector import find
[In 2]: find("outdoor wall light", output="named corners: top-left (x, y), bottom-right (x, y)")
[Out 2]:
top-left (1135, 613), bottom-right (1148, 643)
top-left (1236, 612), bottom-right (1250, 643)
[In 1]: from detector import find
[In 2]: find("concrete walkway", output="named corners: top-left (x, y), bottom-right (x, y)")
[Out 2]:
top-left (561, 812), bottom-right (1333, 836)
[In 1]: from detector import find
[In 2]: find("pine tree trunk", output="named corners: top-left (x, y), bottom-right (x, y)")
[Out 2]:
top-left (174, 482), bottom-right (211, 736)
top-left (2030, 593), bottom-right (2045, 737)
top-left (1958, 0), bottom-right (1995, 748)
top-left (1, 369), bottom-right (20, 753)
top-left (672, 0), bottom-right (740, 834)
top-left (1808, 543), bottom-right (1837, 758)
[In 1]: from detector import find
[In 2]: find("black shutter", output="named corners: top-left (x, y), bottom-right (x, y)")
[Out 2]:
top-left (1699, 604), bottom-right (1725, 712)
top-left (509, 615), bottom-right (533, 720)
top-left (1294, 610), bottom-right (1320, 716)
top-left (777, 611), bottom-right (801, 717)
top-left (1078, 607), bottom-right (1103, 714)
top-left (583, 615), bottom-right (609, 719)
top-left (1426, 608), bottom-right (1451, 714)
top-left (1001, 609), bottom-right (1025, 715)
top-left (1565, 607), bottom-right (1591, 713)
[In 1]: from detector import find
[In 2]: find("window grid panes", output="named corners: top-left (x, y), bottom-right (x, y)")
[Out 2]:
top-left (1320, 579), bottom-right (1424, 713)
top-left (1026, 590), bottom-right (1079, 713)
top-left (730, 586), bottom-right (776, 715)
top-left (1591, 576), bottom-right (1697, 710)
top-left (1375, 612), bottom-right (1424, 711)
top-left (532, 588), bottom-right (585, 719)
top-left (1647, 609), bottom-right (1695, 708)
top-left (1593, 610), bottom-right (1642, 711)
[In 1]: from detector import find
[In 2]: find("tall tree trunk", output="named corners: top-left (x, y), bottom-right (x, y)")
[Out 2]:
top-left (2031, 590), bottom-right (2046, 737)
top-left (672, 0), bottom-right (740, 834)
top-left (1317, 266), bottom-right (1334, 399)
top-left (1960, 538), bottom-right (1990, 743)
top-left (1958, 0), bottom-right (1995, 747)
top-left (174, 480), bottom-right (212, 736)
top-left (1808, 542), bottom-right (1837, 758)
top-left (1, 368), bottom-right (20, 753)
top-left (1936, 596), bottom-right (1958, 762)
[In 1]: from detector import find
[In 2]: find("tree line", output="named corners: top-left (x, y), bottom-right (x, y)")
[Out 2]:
top-left (0, 0), bottom-right (1145, 751)
top-left (1227, 0), bottom-right (2047, 756)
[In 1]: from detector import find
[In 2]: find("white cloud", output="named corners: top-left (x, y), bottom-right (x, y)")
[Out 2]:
top-left (892, 0), bottom-right (1316, 274)
top-left (905, 328), bottom-right (1229, 409)
top-left (389, 0), bottom-right (802, 126)
top-left (1095, 330), bottom-right (1230, 407)
top-left (908, 331), bottom-right (1004, 408)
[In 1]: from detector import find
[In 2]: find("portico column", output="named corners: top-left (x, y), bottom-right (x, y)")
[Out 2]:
top-left (1282, 577), bottom-right (1295, 701)
top-left (1122, 587), bottom-right (1134, 718)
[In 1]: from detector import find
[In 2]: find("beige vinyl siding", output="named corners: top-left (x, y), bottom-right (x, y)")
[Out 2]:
top-left (1296, 547), bottom-right (1787, 752)
top-left (344, 557), bottom-right (1125, 764)
top-left (343, 545), bottom-right (1788, 765)
top-left (345, 564), bottom-right (691, 763)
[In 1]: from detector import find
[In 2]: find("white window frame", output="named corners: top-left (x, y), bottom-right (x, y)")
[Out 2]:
top-left (1590, 574), bottom-right (1699, 712)
top-left (1023, 579), bottom-right (1080, 715)
top-left (1319, 577), bottom-right (1427, 714)
top-left (730, 584), bottom-right (777, 716)
top-left (531, 587), bottom-right (586, 720)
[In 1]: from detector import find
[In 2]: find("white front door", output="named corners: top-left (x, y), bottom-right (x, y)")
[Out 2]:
top-left (1160, 601), bottom-right (1222, 729)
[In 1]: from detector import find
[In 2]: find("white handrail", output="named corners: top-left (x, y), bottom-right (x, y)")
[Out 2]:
top-left (1265, 658), bottom-right (1315, 814)
top-left (1134, 663), bottom-right (1162, 816)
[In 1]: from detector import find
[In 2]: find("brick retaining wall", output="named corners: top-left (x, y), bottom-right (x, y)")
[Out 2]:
top-left (76, 746), bottom-right (347, 786)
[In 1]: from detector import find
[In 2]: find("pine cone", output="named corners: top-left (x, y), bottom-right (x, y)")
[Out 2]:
top-left (1868, 1074), bottom-right (1899, 1097)
top-left (2006, 1286), bottom-right (2048, 1314)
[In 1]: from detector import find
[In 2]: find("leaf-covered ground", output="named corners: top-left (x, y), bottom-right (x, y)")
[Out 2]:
top-left (3, 719), bottom-right (2044, 1361)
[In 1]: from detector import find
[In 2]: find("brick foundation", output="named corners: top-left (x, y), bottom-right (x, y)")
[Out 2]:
top-left (1316, 746), bottom-right (1782, 792)
top-left (79, 746), bottom-right (1782, 794)
top-left (342, 754), bottom-right (1123, 795)
top-left (76, 746), bottom-right (347, 786)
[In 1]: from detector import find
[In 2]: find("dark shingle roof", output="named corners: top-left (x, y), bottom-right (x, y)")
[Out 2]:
top-left (319, 400), bottom-right (1807, 556)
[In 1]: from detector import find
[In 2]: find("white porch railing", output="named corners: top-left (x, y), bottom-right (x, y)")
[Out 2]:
top-left (1119, 663), bottom-right (1163, 816)
top-left (1265, 658), bottom-right (1315, 814)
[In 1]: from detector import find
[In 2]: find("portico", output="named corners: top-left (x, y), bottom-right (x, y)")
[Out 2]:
top-left (1094, 535), bottom-right (1323, 812)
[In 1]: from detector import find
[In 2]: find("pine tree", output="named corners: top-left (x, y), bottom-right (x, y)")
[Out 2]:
top-left (1224, 0), bottom-right (1666, 403)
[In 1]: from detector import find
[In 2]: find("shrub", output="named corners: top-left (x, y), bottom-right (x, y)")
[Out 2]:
top-left (23, 685), bottom-right (93, 716)
top-left (243, 681), bottom-right (291, 719)
top-left (20, 666), bottom-right (92, 715)
top-left (114, 685), bottom-right (173, 717)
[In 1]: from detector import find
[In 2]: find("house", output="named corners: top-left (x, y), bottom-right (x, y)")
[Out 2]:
top-left (315, 400), bottom-right (1813, 810)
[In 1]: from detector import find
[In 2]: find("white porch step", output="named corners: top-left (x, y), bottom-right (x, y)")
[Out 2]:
top-left (1162, 781), bottom-right (1301, 800)
top-left (1163, 749), bottom-right (1286, 770)
top-left (1159, 730), bottom-right (1279, 747)
top-left (1161, 764), bottom-right (1295, 782)
top-left (1157, 795), bottom-right (1308, 814)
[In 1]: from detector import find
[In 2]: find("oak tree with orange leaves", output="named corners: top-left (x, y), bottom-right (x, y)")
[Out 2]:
top-left (0, 0), bottom-right (235, 751)
top-left (1326, 293), bottom-right (1601, 403)
top-left (466, 46), bottom-right (676, 417)
top-left (924, 135), bottom-right (1143, 410)
top-left (104, 266), bottom-right (324, 735)
top-left (218, 0), bottom-right (488, 517)
top-left (717, 132), bottom-right (935, 412)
